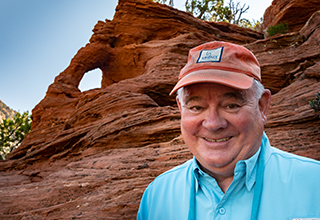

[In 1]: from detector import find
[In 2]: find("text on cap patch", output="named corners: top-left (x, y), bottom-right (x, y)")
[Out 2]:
top-left (197, 47), bottom-right (224, 63)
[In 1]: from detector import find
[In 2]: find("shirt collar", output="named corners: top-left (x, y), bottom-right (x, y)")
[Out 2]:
top-left (242, 146), bottom-right (261, 191)
top-left (191, 157), bottom-right (201, 192)
top-left (241, 132), bottom-right (272, 191)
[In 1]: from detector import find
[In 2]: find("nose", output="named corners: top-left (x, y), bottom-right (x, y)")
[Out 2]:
top-left (202, 107), bottom-right (228, 131)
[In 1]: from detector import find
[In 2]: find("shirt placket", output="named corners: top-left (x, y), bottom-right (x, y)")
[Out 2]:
top-left (217, 173), bottom-right (246, 220)
top-left (197, 163), bottom-right (246, 220)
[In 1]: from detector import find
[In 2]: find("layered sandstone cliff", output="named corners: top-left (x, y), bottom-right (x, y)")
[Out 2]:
top-left (0, 0), bottom-right (319, 219)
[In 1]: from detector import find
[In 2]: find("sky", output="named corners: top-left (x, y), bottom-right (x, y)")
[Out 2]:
top-left (0, 0), bottom-right (272, 113)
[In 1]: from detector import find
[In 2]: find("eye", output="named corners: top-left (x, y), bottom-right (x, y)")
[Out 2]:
top-left (225, 103), bottom-right (241, 110)
top-left (190, 106), bottom-right (203, 111)
top-left (225, 103), bottom-right (241, 112)
top-left (184, 105), bottom-right (204, 113)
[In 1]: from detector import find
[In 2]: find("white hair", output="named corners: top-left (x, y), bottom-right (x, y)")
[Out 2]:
top-left (176, 79), bottom-right (265, 105)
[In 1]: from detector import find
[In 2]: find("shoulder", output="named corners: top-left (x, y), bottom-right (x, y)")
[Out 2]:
top-left (269, 146), bottom-right (320, 166)
top-left (266, 146), bottom-right (320, 179)
top-left (140, 159), bottom-right (194, 207)
top-left (262, 133), bottom-right (320, 168)
top-left (261, 146), bottom-right (320, 211)
top-left (138, 159), bottom-right (193, 219)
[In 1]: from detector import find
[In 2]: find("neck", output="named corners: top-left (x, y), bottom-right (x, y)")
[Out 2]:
top-left (215, 176), bottom-right (234, 193)
top-left (198, 162), bottom-right (234, 193)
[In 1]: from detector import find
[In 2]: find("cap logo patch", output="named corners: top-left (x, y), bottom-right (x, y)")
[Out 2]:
top-left (197, 47), bottom-right (223, 63)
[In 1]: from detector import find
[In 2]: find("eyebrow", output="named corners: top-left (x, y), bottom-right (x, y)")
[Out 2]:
top-left (184, 96), bottom-right (202, 106)
top-left (223, 92), bottom-right (247, 102)
top-left (183, 91), bottom-right (247, 106)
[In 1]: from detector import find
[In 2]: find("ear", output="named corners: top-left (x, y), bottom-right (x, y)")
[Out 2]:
top-left (259, 89), bottom-right (271, 125)
top-left (176, 96), bottom-right (182, 112)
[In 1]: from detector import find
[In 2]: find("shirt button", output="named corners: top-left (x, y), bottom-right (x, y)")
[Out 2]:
top-left (219, 207), bottom-right (226, 215)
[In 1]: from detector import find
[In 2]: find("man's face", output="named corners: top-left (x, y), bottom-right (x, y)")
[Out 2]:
top-left (177, 83), bottom-right (270, 178)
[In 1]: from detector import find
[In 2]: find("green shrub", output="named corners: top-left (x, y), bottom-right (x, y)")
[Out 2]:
top-left (267, 22), bottom-right (289, 36)
top-left (0, 111), bottom-right (31, 160)
top-left (309, 92), bottom-right (320, 118)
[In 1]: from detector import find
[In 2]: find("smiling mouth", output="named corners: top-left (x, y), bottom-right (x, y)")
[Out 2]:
top-left (204, 136), bottom-right (232, 143)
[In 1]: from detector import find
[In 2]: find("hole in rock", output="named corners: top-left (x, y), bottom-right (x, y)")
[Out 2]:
top-left (79, 69), bottom-right (102, 92)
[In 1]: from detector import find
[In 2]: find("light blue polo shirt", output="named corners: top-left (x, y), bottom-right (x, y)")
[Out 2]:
top-left (137, 132), bottom-right (320, 220)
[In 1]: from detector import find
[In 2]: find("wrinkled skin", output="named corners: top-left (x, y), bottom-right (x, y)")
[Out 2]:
top-left (177, 83), bottom-right (271, 192)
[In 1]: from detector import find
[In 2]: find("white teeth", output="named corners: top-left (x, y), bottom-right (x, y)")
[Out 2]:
top-left (204, 137), bottom-right (231, 142)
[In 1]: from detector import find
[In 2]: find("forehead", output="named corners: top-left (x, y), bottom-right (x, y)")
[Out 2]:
top-left (182, 83), bottom-right (247, 103)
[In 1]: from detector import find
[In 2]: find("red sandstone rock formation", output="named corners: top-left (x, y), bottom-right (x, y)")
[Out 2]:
top-left (0, 0), bottom-right (319, 219)
top-left (261, 0), bottom-right (320, 34)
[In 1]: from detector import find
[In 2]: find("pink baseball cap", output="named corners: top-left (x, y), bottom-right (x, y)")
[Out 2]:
top-left (169, 41), bottom-right (261, 95)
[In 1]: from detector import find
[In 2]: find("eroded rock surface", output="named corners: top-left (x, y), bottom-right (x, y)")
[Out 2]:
top-left (0, 0), bottom-right (319, 219)
top-left (261, 0), bottom-right (320, 34)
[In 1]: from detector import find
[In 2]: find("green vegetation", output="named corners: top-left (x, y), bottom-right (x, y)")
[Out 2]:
top-left (0, 111), bottom-right (31, 160)
top-left (153, 0), bottom-right (260, 28)
top-left (267, 22), bottom-right (289, 36)
top-left (309, 92), bottom-right (320, 119)
top-left (185, 0), bottom-right (226, 21)
top-left (185, 0), bottom-right (251, 25)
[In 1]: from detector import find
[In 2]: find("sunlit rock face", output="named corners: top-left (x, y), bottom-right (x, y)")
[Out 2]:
top-left (261, 0), bottom-right (320, 34)
top-left (0, 0), bottom-right (319, 219)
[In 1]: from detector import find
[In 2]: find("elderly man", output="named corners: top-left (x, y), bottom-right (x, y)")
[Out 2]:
top-left (137, 41), bottom-right (320, 219)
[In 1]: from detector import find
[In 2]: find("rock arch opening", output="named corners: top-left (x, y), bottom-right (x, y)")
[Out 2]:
top-left (79, 69), bottom-right (102, 92)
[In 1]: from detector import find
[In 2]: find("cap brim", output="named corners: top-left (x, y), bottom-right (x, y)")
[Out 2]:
top-left (169, 69), bottom-right (254, 95)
